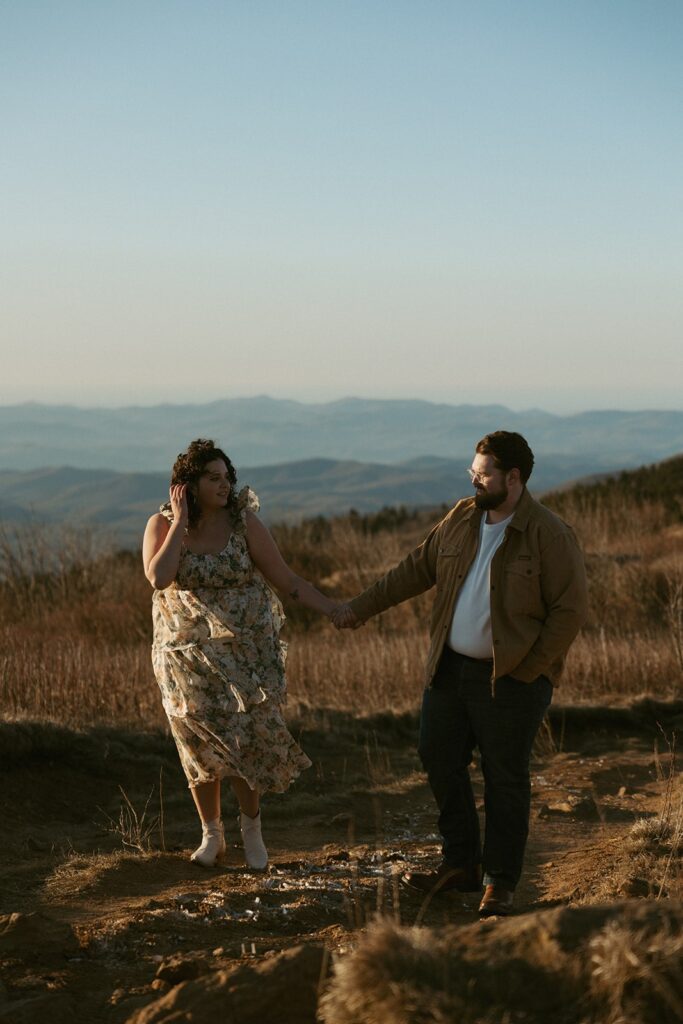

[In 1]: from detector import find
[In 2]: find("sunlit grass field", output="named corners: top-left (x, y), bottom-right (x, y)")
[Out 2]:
top-left (1, 472), bottom-right (682, 729)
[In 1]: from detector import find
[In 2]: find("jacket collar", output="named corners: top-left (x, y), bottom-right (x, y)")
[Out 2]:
top-left (462, 487), bottom-right (533, 532)
top-left (507, 487), bottom-right (533, 531)
top-left (463, 498), bottom-right (482, 529)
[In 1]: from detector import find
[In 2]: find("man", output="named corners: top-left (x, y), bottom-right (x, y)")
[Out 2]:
top-left (333, 431), bottom-right (588, 916)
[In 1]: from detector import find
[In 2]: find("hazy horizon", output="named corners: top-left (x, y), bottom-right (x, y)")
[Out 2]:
top-left (3, 3), bottom-right (682, 412)
top-left (2, 393), bottom-right (683, 417)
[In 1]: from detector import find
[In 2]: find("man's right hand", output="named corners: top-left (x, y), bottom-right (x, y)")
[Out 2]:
top-left (331, 603), bottom-right (362, 630)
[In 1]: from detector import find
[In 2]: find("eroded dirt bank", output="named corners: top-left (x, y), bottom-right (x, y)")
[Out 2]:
top-left (1, 701), bottom-right (681, 1023)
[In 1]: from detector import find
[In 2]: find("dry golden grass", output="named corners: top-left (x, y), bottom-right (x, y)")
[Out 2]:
top-left (1, 493), bottom-right (682, 729)
top-left (588, 918), bottom-right (683, 1024)
top-left (318, 904), bottom-right (683, 1024)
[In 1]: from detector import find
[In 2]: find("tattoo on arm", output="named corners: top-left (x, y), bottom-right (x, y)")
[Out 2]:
top-left (289, 586), bottom-right (300, 601)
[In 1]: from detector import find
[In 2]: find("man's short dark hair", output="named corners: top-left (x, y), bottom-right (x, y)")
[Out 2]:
top-left (475, 431), bottom-right (534, 484)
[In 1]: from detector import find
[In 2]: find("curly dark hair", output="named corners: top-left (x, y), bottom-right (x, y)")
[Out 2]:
top-left (171, 439), bottom-right (238, 529)
top-left (475, 431), bottom-right (535, 484)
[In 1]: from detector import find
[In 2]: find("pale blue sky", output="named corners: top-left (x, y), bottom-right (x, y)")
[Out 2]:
top-left (2, 1), bottom-right (681, 411)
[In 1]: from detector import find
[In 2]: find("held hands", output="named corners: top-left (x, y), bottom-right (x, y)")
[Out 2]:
top-left (169, 483), bottom-right (189, 527)
top-left (330, 602), bottom-right (363, 630)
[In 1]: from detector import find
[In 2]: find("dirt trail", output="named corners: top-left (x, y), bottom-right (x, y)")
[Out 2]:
top-left (0, 704), bottom-right (678, 1023)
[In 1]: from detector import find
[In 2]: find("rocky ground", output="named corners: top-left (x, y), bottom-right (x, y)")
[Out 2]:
top-left (1, 700), bottom-right (681, 1023)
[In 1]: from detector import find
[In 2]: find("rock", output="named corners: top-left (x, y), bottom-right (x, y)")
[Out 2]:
top-left (0, 913), bottom-right (79, 965)
top-left (112, 988), bottom-right (157, 1010)
top-left (155, 953), bottom-right (209, 985)
top-left (571, 797), bottom-right (601, 821)
top-left (538, 796), bottom-right (600, 821)
top-left (619, 876), bottom-right (652, 897)
top-left (325, 851), bottom-right (350, 863)
top-left (127, 943), bottom-right (326, 1024)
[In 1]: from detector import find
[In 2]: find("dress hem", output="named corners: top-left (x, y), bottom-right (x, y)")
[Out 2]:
top-left (185, 757), bottom-right (312, 794)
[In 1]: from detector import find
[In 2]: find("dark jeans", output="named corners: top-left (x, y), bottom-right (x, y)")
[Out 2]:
top-left (418, 646), bottom-right (552, 890)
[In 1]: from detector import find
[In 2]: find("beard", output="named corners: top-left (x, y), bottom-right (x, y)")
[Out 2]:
top-left (474, 483), bottom-right (508, 510)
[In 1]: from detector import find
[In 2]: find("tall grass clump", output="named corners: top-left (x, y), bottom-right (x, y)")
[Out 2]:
top-left (0, 523), bottom-right (156, 726)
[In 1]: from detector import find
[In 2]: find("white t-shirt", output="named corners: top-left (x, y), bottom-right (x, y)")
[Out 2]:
top-left (447, 512), bottom-right (513, 659)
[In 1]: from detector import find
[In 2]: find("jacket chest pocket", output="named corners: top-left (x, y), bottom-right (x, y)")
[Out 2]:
top-left (436, 545), bottom-right (462, 584)
top-left (505, 556), bottom-right (541, 579)
top-left (504, 557), bottom-right (542, 609)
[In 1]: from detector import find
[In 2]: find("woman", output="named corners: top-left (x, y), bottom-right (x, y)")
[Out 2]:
top-left (142, 439), bottom-right (338, 869)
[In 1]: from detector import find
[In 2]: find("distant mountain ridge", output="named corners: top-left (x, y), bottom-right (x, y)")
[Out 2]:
top-left (1, 397), bottom-right (682, 472)
top-left (2, 451), bottom-right (681, 548)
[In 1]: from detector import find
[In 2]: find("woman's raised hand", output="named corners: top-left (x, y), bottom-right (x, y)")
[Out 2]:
top-left (170, 483), bottom-right (189, 527)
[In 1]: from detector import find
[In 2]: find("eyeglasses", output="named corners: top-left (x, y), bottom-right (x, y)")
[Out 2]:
top-left (466, 467), bottom-right (495, 483)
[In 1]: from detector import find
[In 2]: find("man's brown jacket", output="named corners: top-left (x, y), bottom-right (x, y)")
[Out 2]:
top-left (347, 488), bottom-right (589, 686)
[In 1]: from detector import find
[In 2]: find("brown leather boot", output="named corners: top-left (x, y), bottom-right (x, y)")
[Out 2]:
top-left (402, 860), bottom-right (482, 894)
top-left (478, 884), bottom-right (514, 917)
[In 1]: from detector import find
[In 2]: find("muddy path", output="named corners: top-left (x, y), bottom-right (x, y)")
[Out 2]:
top-left (0, 702), bottom-right (680, 1023)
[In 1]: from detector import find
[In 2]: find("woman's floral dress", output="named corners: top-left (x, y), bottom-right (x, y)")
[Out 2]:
top-left (151, 486), bottom-right (311, 791)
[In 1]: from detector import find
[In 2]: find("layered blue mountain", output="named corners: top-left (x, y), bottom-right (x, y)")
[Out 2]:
top-left (2, 398), bottom-right (682, 472)
top-left (1, 399), bottom-right (681, 545)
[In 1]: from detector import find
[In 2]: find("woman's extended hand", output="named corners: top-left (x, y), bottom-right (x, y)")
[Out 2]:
top-left (331, 603), bottom-right (362, 630)
top-left (170, 483), bottom-right (189, 527)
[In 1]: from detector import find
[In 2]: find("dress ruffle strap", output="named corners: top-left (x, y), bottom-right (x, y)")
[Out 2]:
top-left (234, 485), bottom-right (260, 532)
top-left (159, 501), bottom-right (174, 523)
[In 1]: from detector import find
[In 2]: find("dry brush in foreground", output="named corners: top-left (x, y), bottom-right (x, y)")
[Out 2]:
top-left (318, 902), bottom-right (683, 1024)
